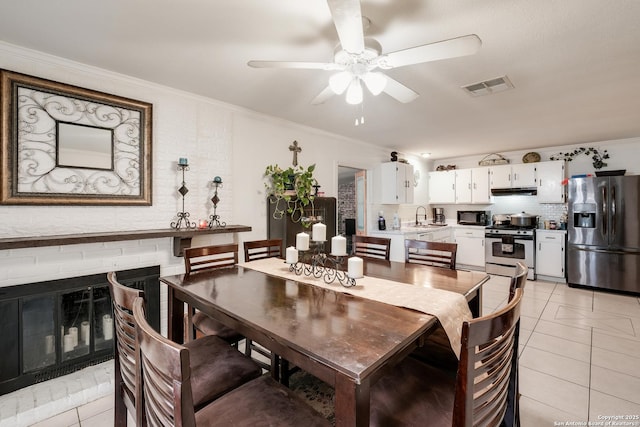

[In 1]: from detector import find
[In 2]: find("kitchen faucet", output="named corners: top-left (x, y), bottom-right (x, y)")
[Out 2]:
top-left (415, 206), bottom-right (427, 226)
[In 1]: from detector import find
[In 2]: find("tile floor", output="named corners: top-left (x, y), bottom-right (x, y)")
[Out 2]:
top-left (2, 275), bottom-right (640, 426)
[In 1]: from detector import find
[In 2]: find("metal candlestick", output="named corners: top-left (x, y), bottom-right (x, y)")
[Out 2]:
top-left (289, 241), bottom-right (356, 288)
top-left (171, 162), bottom-right (196, 230)
top-left (208, 176), bottom-right (226, 228)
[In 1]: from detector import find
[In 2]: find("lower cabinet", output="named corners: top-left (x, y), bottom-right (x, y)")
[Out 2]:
top-left (536, 230), bottom-right (566, 280)
top-left (453, 228), bottom-right (485, 269)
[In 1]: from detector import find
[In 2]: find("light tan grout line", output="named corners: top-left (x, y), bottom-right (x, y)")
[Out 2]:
top-left (587, 327), bottom-right (594, 423)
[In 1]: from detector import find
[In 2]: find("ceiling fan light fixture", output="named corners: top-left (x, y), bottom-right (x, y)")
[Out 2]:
top-left (362, 71), bottom-right (387, 96)
top-left (345, 78), bottom-right (363, 105)
top-left (329, 71), bottom-right (352, 95)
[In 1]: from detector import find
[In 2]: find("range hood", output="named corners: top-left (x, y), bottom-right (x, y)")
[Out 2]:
top-left (491, 187), bottom-right (538, 196)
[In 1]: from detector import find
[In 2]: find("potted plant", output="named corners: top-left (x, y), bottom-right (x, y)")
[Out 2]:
top-left (264, 163), bottom-right (317, 224)
top-left (550, 147), bottom-right (609, 169)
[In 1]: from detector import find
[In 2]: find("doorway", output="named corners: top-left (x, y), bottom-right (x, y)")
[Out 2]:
top-left (337, 166), bottom-right (366, 253)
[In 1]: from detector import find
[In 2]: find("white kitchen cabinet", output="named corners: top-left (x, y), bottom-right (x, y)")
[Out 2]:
top-left (418, 227), bottom-right (453, 243)
top-left (379, 162), bottom-right (414, 204)
top-left (536, 230), bottom-right (566, 280)
top-left (369, 232), bottom-right (407, 262)
top-left (454, 227), bottom-right (485, 268)
top-left (490, 163), bottom-right (536, 189)
top-left (536, 161), bottom-right (566, 203)
top-left (455, 167), bottom-right (491, 204)
top-left (428, 170), bottom-right (456, 204)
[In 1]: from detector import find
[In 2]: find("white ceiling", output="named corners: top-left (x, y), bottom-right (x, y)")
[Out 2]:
top-left (2, 0), bottom-right (640, 160)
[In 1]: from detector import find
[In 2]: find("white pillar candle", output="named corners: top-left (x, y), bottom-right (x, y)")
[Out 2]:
top-left (285, 246), bottom-right (299, 264)
top-left (63, 334), bottom-right (75, 353)
top-left (45, 335), bottom-right (55, 355)
top-left (331, 235), bottom-right (347, 256)
top-left (103, 314), bottom-right (113, 340)
top-left (68, 326), bottom-right (79, 347)
top-left (312, 223), bottom-right (326, 242)
top-left (348, 256), bottom-right (364, 278)
top-left (81, 321), bottom-right (90, 346)
top-left (296, 232), bottom-right (310, 250)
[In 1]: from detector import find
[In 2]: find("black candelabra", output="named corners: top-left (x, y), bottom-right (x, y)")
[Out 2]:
top-left (289, 241), bottom-right (356, 288)
top-left (208, 176), bottom-right (226, 228)
top-left (171, 158), bottom-right (196, 230)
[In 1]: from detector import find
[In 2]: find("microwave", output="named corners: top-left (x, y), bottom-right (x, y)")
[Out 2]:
top-left (457, 210), bottom-right (490, 226)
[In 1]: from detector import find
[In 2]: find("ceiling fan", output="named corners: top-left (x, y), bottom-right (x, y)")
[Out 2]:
top-left (248, 0), bottom-right (482, 105)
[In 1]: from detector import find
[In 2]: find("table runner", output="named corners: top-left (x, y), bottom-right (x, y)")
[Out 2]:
top-left (238, 257), bottom-right (472, 358)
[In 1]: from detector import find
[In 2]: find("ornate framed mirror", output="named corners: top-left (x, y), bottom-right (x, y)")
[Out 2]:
top-left (1, 70), bottom-right (152, 205)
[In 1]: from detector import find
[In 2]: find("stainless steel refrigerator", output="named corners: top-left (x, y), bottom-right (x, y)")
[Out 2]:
top-left (567, 175), bottom-right (640, 294)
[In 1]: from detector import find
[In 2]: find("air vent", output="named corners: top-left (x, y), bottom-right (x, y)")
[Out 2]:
top-left (462, 75), bottom-right (514, 97)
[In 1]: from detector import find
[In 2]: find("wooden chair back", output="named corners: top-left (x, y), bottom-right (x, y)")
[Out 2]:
top-left (352, 235), bottom-right (391, 260)
top-left (453, 288), bottom-right (524, 427)
top-left (184, 243), bottom-right (238, 275)
top-left (405, 239), bottom-right (458, 269)
top-left (107, 271), bottom-right (143, 426)
top-left (509, 262), bottom-right (528, 302)
top-left (133, 297), bottom-right (196, 427)
top-left (243, 239), bottom-right (283, 262)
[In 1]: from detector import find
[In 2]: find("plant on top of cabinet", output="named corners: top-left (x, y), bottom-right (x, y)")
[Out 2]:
top-left (264, 163), bottom-right (317, 224)
top-left (550, 147), bottom-right (609, 169)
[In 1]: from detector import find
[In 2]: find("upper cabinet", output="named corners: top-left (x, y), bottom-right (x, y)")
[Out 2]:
top-left (428, 168), bottom-right (490, 204)
top-left (455, 167), bottom-right (491, 204)
top-left (378, 162), bottom-right (414, 204)
top-left (428, 170), bottom-right (455, 204)
top-left (489, 163), bottom-right (537, 189)
top-left (427, 160), bottom-right (565, 205)
top-left (536, 160), bottom-right (566, 203)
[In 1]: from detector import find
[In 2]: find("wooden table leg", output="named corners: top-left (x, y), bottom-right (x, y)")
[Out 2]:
top-left (334, 375), bottom-right (370, 427)
top-left (468, 288), bottom-right (482, 317)
top-left (167, 287), bottom-right (184, 344)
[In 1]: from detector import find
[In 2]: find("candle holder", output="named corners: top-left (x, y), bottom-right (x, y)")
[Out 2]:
top-left (289, 241), bottom-right (356, 288)
top-left (208, 176), bottom-right (226, 228)
top-left (171, 161), bottom-right (196, 230)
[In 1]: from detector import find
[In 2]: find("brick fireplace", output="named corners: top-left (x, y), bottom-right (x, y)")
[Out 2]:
top-left (0, 266), bottom-right (160, 396)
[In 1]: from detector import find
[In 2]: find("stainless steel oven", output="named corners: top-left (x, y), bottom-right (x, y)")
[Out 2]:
top-left (485, 227), bottom-right (536, 280)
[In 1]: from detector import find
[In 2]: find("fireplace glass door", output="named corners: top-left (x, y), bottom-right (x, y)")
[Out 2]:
top-left (22, 295), bottom-right (57, 372)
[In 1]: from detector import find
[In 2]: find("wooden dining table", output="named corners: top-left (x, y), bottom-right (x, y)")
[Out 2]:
top-left (161, 259), bottom-right (489, 427)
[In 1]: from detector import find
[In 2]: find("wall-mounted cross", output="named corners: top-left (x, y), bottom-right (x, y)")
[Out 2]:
top-left (289, 140), bottom-right (302, 166)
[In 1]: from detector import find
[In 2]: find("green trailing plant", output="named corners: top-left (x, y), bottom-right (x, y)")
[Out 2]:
top-left (550, 147), bottom-right (609, 170)
top-left (264, 164), bottom-right (317, 225)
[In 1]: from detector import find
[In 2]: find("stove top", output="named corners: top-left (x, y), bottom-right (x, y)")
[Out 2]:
top-left (486, 225), bottom-right (536, 230)
top-left (485, 226), bottom-right (535, 236)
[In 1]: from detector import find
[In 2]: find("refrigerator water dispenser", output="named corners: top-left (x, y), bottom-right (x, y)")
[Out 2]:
top-left (572, 203), bottom-right (596, 228)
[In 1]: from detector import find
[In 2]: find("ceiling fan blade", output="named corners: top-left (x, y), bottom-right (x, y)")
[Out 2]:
top-left (327, 0), bottom-right (365, 54)
top-left (248, 60), bottom-right (342, 70)
top-left (311, 86), bottom-right (335, 105)
top-left (383, 77), bottom-right (419, 103)
top-left (381, 34), bottom-right (482, 69)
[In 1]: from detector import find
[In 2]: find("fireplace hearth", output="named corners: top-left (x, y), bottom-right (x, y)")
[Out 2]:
top-left (0, 266), bottom-right (160, 396)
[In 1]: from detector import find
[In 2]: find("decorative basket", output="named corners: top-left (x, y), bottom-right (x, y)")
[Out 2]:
top-left (478, 153), bottom-right (509, 166)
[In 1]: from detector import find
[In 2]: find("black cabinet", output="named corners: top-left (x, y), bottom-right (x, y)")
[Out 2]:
top-left (267, 197), bottom-right (337, 253)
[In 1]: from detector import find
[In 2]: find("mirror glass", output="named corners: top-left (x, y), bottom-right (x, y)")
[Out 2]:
top-left (58, 123), bottom-right (113, 170)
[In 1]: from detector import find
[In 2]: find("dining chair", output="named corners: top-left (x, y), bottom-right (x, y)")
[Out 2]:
top-left (370, 288), bottom-right (524, 427)
top-left (243, 239), bottom-right (283, 371)
top-left (352, 235), bottom-right (391, 260)
top-left (107, 271), bottom-right (143, 427)
top-left (243, 238), bottom-right (283, 262)
top-left (108, 272), bottom-right (262, 427)
top-left (405, 239), bottom-right (458, 269)
top-left (132, 297), bottom-right (331, 427)
top-left (184, 244), bottom-right (244, 345)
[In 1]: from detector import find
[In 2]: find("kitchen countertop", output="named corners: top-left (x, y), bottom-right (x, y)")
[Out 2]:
top-left (536, 228), bottom-right (567, 234)
top-left (369, 223), bottom-right (486, 235)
